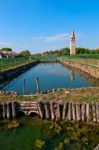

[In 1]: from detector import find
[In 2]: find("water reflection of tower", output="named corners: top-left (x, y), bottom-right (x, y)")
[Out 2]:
top-left (70, 70), bottom-right (75, 81)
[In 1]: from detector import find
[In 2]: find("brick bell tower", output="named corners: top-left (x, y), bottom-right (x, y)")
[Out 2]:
top-left (70, 30), bottom-right (76, 55)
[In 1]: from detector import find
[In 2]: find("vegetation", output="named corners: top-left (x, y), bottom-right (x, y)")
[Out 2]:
top-left (61, 58), bottom-right (99, 68)
top-left (0, 57), bottom-right (34, 71)
top-left (0, 87), bottom-right (99, 102)
top-left (35, 139), bottom-right (45, 149)
top-left (33, 47), bottom-right (99, 57)
top-left (7, 120), bottom-right (20, 129)
top-left (0, 46), bottom-right (99, 71)
top-left (0, 118), bottom-right (99, 150)
top-left (0, 47), bottom-right (12, 52)
top-left (19, 50), bottom-right (31, 58)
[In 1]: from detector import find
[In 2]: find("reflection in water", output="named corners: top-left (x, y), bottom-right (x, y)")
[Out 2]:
top-left (66, 65), bottom-right (99, 87)
top-left (70, 70), bottom-right (75, 81)
top-left (0, 63), bottom-right (99, 95)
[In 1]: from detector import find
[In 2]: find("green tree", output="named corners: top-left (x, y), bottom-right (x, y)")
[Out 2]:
top-left (76, 47), bottom-right (89, 54)
top-left (60, 47), bottom-right (70, 55)
top-left (20, 50), bottom-right (31, 58)
top-left (96, 48), bottom-right (99, 54)
top-left (1, 47), bottom-right (12, 52)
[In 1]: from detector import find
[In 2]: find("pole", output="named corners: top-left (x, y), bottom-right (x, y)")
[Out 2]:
top-left (36, 77), bottom-right (40, 93)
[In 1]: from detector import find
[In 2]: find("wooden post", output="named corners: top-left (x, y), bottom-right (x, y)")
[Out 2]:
top-left (81, 103), bottom-right (86, 122)
top-left (86, 103), bottom-right (90, 122)
top-left (72, 102), bottom-right (76, 121)
top-left (56, 103), bottom-right (61, 121)
top-left (67, 102), bottom-right (72, 121)
top-left (62, 102), bottom-right (67, 120)
top-left (76, 102), bottom-right (81, 122)
top-left (92, 103), bottom-right (97, 122)
top-left (7, 103), bottom-right (10, 119)
top-left (3, 103), bottom-right (7, 119)
top-left (0, 103), bottom-right (3, 119)
top-left (38, 102), bottom-right (44, 118)
top-left (50, 102), bottom-right (55, 120)
top-left (23, 79), bottom-right (26, 95)
top-left (12, 102), bottom-right (16, 118)
top-left (36, 77), bottom-right (40, 93)
top-left (44, 102), bottom-right (50, 119)
top-left (96, 103), bottom-right (99, 123)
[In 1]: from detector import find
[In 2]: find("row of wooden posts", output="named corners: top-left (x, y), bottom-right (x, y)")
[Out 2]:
top-left (0, 101), bottom-right (99, 123)
top-left (38, 102), bottom-right (99, 122)
top-left (0, 102), bottom-right (16, 119)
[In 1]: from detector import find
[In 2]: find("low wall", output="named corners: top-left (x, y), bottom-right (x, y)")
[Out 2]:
top-left (59, 59), bottom-right (99, 79)
top-left (0, 101), bottom-right (99, 123)
top-left (0, 61), bottom-right (39, 82)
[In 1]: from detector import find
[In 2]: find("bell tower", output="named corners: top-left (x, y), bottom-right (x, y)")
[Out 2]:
top-left (70, 30), bottom-right (76, 55)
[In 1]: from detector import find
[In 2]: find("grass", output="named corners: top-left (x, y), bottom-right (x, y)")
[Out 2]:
top-left (0, 54), bottom-right (99, 71)
top-left (63, 54), bottom-right (99, 59)
top-left (59, 57), bottom-right (99, 68)
top-left (0, 58), bottom-right (34, 71)
top-left (0, 87), bottom-right (99, 102)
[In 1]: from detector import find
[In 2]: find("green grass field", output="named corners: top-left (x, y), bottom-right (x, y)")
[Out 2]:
top-left (0, 54), bottom-right (99, 71)
top-left (0, 58), bottom-right (34, 71)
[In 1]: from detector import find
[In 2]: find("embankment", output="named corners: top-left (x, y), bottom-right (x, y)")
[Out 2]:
top-left (0, 61), bottom-right (39, 82)
top-left (59, 58), bottom-right (99, 79)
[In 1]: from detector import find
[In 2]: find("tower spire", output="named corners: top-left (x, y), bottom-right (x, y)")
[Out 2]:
top-left (71, 29), bottom-right (75, 37)
top-left (73, 29), bottom-right (75, 36)
top-left (70, 30), bottom-right (76, 55)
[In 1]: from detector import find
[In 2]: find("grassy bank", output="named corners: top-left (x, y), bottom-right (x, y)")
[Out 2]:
top-left (0, 87), bottom-right (99, 102)
top-left (0, 54), bottom-right (99, 71)
top-left (60, 58), bottom-right (99, 68)
top-left (0, 58), bottom-right (35, 71)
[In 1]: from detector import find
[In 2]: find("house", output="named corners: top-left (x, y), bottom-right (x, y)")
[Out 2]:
top-left (5, 52), bottom-right (18, 58)
top-left (42, 52), bottom-right (50, 56)
top-left (0, 50), bottom-right (18, 58)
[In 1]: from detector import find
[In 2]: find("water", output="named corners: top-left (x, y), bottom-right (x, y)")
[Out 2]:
top-left (2, 63), bottom-right (98, 95)
top-left (0, 118), bottom-right (99, 150)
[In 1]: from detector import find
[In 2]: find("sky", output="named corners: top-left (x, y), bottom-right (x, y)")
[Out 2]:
top-left (0, 0), bottom-right (99, 54)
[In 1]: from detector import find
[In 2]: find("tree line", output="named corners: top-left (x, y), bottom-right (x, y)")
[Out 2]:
top-left (42, 47), bottom-right (99, 56)
top-left (0, 47), bottom-right (99, 59)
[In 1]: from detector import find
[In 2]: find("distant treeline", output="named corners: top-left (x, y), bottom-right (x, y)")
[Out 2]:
top-left (33, 47), bottom-right (99, 57)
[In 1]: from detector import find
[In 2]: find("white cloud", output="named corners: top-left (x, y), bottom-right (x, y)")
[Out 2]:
top-left (32, 33), bottom-right (69, 42)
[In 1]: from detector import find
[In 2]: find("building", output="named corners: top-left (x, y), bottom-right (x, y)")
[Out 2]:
top-left (42, 52), bottom-right (50, 56)
top-left (5, 52), bottom-right (18, 58)
top-left (0, 50), bottom-right (18, 58)
top-left (70, 30), bottom-right (76, 55)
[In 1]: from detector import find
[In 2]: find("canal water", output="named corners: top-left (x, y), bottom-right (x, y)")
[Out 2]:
top-left (0, 118), bottom-right (99, 150)
top-left (2, 63), bottom-right (98, 95)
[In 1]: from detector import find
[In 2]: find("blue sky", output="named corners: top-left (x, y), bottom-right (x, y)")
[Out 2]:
top-left (0, 0), bottom-right (99, 53)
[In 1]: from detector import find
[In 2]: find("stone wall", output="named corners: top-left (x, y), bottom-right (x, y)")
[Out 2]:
top-left (0, 61), bottom-right (39, 82)
top-left (59, 59), bottom-right (99, 79)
